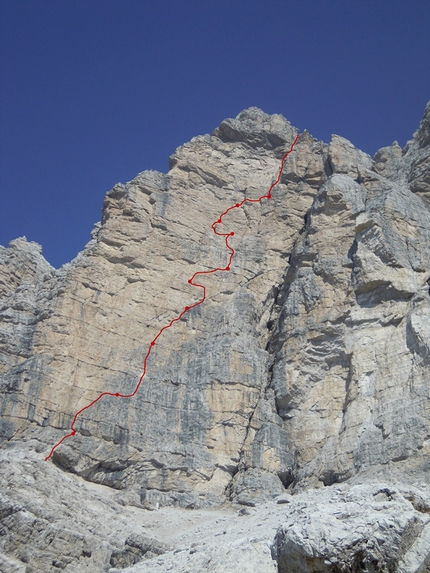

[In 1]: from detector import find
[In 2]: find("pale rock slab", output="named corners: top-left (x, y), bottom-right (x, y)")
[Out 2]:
top-left (2, 101), bottom-right (430, 571)
top-left (273, 483), bottom-right (430, 573)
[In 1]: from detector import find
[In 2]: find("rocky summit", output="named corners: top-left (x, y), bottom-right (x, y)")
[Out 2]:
top-left (1, 101), bottom-right (430, 572)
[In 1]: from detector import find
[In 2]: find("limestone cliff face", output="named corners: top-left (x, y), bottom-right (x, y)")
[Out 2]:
top-left (1, 102), bottom-right (430, 522)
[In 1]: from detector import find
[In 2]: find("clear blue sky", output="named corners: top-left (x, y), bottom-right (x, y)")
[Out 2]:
top-left (1, 0), bottom-right (429, 268)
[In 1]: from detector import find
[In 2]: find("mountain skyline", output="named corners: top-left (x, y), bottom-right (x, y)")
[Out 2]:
top-left (1, 0), bottom-right (430, 268)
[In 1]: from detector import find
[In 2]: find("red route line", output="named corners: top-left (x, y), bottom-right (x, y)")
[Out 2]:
top-left (44, 134), bottom-right (300, 462)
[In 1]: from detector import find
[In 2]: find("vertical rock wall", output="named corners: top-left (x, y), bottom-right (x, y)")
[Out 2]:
top-left (1, 102), bottom-right (430, 511)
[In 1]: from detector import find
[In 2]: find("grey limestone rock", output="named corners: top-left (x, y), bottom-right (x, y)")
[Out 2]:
top-left (2, 100), bottom-right (430, 571)
top-left (272, 483), bottom-right (430, 573)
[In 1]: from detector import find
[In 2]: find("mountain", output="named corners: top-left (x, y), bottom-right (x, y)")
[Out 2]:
top-left (1, 101), bottom-right (430, 572)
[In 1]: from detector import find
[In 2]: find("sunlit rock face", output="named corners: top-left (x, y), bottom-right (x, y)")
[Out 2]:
top-left (1, 101), bottom-right (430, 572)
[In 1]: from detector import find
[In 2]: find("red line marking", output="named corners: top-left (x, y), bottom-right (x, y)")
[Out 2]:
top-left (44, 134), bottom-right (299, 462)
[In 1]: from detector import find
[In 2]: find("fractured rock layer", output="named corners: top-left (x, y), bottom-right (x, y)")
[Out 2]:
top-left (1, 101), bottom-right (430, 571)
